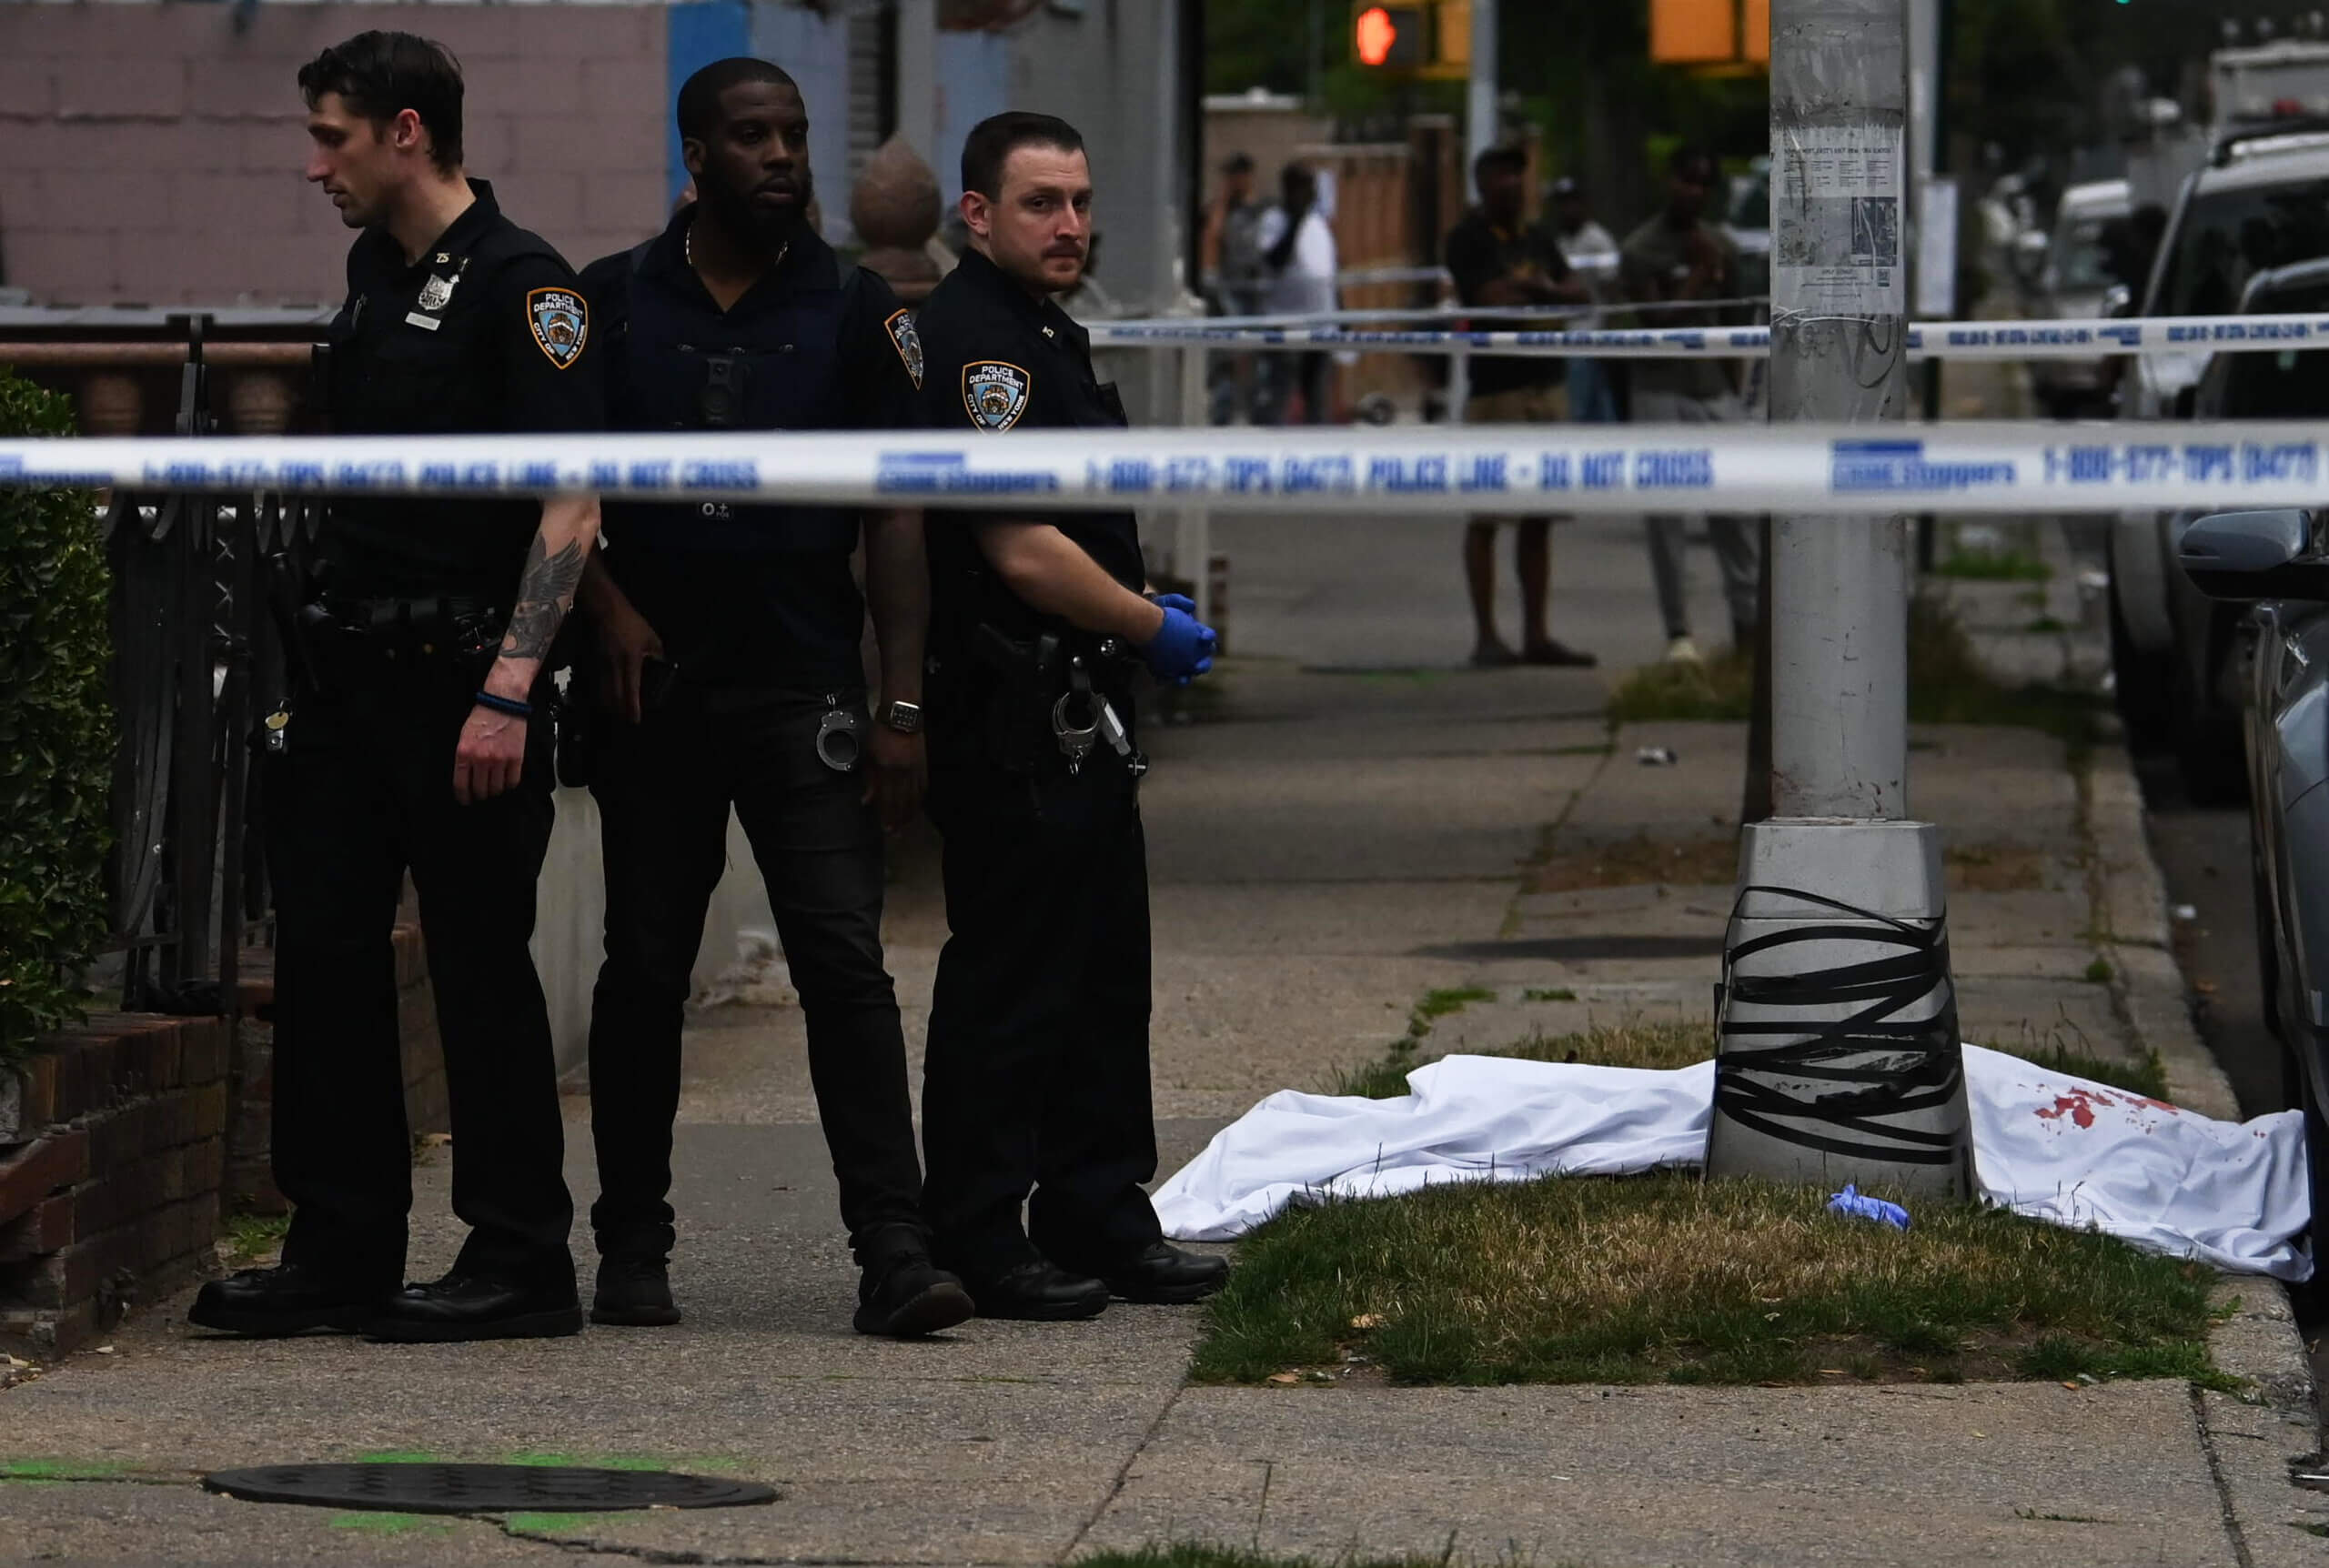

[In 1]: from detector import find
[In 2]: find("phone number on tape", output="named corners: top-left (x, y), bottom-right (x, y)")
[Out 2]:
top-left (2042, 440), bottom-right (2322, 486)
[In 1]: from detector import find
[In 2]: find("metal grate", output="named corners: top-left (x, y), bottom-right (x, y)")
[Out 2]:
top-left (201, 1463), bottom-right (777, 1514)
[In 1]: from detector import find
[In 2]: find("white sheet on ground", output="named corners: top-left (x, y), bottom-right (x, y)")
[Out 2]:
top-left (1151, 1044), bottom-right (2313, 1280)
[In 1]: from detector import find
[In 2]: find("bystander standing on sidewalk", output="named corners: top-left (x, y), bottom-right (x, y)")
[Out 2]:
top-left (1201, 152), bottom-right (1267, 425)
top-left (1447, 146), bottom-right (1596, 668)
top-left (1619, 146), bottom-right (1759, 665)
top-left (1549, 176), bottom-right (1622, 427)
top-left (1255, 163), bottom-right (1337, 425)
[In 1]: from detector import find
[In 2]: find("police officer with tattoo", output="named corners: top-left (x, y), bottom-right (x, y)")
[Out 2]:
top-left (189, 32), bottom-right (602, 1342)
top-left (571, 59), bottom-right (973, 1338)
top-left (912, 113), bottom-right (1228, 1320)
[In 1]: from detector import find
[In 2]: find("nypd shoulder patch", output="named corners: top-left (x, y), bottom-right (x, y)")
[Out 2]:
top-left (884, 308), bottom-right (924, 390)
top-left (963, 360), bottom-right (1031, 432)
top-left (528, 286), bottom-right (589, 369)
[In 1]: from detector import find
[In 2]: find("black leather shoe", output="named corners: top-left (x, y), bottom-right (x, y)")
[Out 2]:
top-left (363, 1272), bottom-right (583, 1342)
top-left (590, 1255), bottom-right (681, 1327)
top-left (1099, 1242), bottom-right (1230, 1304)
top-left (963, 1260), bottom-right (1110, 1322)
top-left (187, 1263), bottom-right (391, 1337)
top-left (852, 1225), bottom-right (975, 1338)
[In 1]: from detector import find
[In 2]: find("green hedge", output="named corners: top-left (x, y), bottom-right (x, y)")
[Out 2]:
top-left (0, 371), bottom-right (113, 1068)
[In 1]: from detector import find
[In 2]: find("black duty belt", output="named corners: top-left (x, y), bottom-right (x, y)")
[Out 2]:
top-left (308, 596), bottom-right (506, 658)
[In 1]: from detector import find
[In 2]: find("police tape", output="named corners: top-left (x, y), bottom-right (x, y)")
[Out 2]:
top-left (1086, 311), bottom-right (2329, 360)
top-left (2, 424), bottom-right (2324, 516)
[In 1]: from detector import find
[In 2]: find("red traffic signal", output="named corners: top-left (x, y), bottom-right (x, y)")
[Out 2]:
top-left (1352, 4), bottom-right (1428, 69)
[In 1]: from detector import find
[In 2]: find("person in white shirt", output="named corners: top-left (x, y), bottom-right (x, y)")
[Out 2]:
top-left (1254, 163), bottom-right (1338, 423)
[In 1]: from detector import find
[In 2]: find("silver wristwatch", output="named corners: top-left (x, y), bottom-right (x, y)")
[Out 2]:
top-left (877, 699), bottom-right (924, 735)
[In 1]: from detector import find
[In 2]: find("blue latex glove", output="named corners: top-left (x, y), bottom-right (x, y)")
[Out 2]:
top-left (1143, 594), bottom-right (1217, 685)
top-left (1826, 1183), bottom-right (1911, 1231)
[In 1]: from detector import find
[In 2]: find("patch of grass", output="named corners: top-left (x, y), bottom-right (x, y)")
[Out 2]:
top-left (1934, 548), bottom-right (2050, 581)
top-left (1607, 650), bottom-right (1753, 723)
top-left (2013, 1044), bottom-right (2171, 1101)
top-left (2015, 1508), bottom-right (2111, 1523)
top-left (1604, 597), bottom-right (2102, 743)
top-left (1335, 1019), bottom-right (1714, 1100)
top-left (1078, 1548), bottom-right (1537, 1568)
top-left (328, 1513), bottom-right (455, 1536)
top-left (501, 1513), bottom-right (598, 1532)
top-left (1413, 987), bottom-right (1494, 1025)
top-left (2294, 1522), bottom-right (2329, 1538)
top-left (1520, 988), bottom-right (1578, 1003)
top-left (1190, 1170), bottom-right (2223, 1387)
top-left (2084, 958), bottom-right (2113, 984)
top-left (222, 1212), bottom-right (290, 1266)
top-left (0, 1459), bottom-right (128, 1482)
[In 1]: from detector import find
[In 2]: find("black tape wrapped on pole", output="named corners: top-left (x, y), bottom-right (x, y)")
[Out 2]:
top-left (1709, 834), bottom-right (1973, 1197)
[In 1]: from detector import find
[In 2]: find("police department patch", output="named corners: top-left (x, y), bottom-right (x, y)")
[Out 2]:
top-left (963, 360), bottom-right (1030, 432)
top-left (528, 287), bottom-right (589, 369)
top-left (884, 308), bottom-right (924, 390)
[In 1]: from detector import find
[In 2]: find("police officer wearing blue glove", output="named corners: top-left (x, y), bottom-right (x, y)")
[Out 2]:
top-left (912, 112), bottom-right (1227, 1320)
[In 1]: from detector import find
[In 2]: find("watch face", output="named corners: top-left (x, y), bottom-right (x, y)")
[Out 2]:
top-left (882, 702), bottom-right (924, 734)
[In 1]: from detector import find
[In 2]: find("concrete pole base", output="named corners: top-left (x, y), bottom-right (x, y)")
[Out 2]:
top-left (1708, 818), bottom-right (1972, 1199)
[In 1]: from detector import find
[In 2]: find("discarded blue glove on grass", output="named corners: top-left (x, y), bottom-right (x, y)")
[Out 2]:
top-left (1826, 1183), bottom-right (1911, 1231)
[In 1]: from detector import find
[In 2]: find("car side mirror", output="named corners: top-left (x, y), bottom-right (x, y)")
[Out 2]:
top-left (2177, 509), bottom-right (2329, 600)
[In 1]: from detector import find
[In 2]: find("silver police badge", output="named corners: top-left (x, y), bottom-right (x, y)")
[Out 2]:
top-left (884, 308), bottom-right (924, 390)
top-left (963, 360), bottom-right (1030, 432)
top-left (417, 272), bottom-right (459, 312)
top-left (527, 287), bottom-right (589, 369)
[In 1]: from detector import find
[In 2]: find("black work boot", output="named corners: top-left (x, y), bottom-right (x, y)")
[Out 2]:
top-left (591, 1254), bottom-right (681, 1327)
top-left (960, 1260), bottom-right (1111, 1322)
top-left (187, 1263), bottom-right (393, 1337)
top-left (1098, 1242), bottom-right (1230, 1304)
top-left (362, 1271), bottom-right (583, 1342)
top-left (852, 1223), bottom-right (976, 1338)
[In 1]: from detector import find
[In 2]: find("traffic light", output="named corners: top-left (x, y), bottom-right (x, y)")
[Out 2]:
top-left (1353, 5), bottom-right (1427, 70)
top-left (1349, 1), bottom-right (1468, 78)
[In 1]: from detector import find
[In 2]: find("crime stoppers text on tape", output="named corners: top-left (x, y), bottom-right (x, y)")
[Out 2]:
top-left (0, 424), bottom-right (2324, 516)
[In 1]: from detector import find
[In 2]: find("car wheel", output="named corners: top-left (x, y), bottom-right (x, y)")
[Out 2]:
top-left (2109, 578), bottom-right (2175, 750)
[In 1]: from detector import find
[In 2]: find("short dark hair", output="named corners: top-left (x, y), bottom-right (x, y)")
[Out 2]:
top-left (1472, 146), bottom-right (1527, 184)
top-left (677, 57), bottom-right (800, 144)
top-left (1669, 144), bottom-right (1718, 183)
top-left (297, 32), bottom-right (465, 174)
top-left (962, 112), bottom-right (1085, 201)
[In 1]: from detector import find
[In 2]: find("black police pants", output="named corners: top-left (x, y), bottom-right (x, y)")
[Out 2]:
top-left (921, 754), bottom-right (1164, 1277)
top-left (267, 658), bottom-right (571, 1290)
top-left (587, 687), bottom-right (923, 1260)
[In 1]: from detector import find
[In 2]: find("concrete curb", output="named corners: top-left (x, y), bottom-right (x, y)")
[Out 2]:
top-left (2083, 737), bottom-right (2317, 1422)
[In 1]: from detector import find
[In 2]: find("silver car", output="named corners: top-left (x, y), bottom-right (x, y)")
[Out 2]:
top-left (2029, 178), bottom-right (2132, 418)
top-left (2178, 498), bottom-right (2329, 1239)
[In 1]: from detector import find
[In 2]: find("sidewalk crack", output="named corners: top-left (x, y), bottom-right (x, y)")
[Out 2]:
top-left (1058, 1382), bottom-right (1184, 1564)
top-left (2192, 1382), bottom-right (2258, 1568)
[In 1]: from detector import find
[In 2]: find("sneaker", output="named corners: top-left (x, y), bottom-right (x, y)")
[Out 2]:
top-left (852, 1223), bottom-right (976, 1338)
top-left (1664, 636), bottom-right (1703, 665)
top-left (590, 1255), bottom-right (681, 1327)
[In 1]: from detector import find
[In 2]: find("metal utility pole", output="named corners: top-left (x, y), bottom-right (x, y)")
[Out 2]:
top-left (1466, 0), bottom-right (1498, 168)
top-left (1706, 0), bottom-right (1972, 1198)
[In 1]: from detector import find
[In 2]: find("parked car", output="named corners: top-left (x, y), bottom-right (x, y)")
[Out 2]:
top-left (2028, 179), bottom-right (2132, 418)
top-left (2108, 135), bottom-right (2329, 782)
top-left (2174, 505), bottom-right (2329, 1241)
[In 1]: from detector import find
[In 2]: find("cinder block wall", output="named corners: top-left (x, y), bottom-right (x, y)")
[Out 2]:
top-left (0, 4), bottom-right (671, 307)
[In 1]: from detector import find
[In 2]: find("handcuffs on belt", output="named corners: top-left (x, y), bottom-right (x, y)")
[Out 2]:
top-left (1050, 648), bottom-right (1146, 779)
top-left (816, 694), bottom-right (867, 773)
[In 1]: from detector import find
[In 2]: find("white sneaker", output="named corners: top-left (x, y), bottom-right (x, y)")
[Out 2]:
top-left (1665, 636), bottom-right (1703, 665)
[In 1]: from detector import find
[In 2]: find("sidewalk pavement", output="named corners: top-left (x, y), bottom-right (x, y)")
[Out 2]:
top-left (2, 514), bottom-right (2324, 1567)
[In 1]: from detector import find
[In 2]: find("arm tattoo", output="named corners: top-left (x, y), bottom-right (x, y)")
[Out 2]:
top-left (501, 534), bottom-right (586, 661)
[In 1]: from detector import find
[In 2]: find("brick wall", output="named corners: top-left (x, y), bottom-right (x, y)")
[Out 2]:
top-left (0, 5), bottom-right (670, 307)
top-left (0, 1016), bottom-right (230, 1356)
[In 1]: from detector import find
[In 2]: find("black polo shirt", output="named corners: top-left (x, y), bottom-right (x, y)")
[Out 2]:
top-left (580, 208), bottom-right (920, 689)
top-left (322, 180), bottom-right (601, 600)
top-left (912, 247), bottom-right (1144, 641)
top-left (1445, 206), bottom-right (1576, 397)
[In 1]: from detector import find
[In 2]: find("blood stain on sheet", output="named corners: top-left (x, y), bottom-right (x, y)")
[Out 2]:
top-left (2035, 1090), bottom-right (2112, 1129)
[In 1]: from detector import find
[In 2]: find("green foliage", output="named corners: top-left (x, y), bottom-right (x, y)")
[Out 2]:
top-left (0, 372), bottom-right (112, 1068)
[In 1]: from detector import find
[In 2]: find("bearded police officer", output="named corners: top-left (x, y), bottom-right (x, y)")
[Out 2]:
top-left (572, 59), bottom-right (972, 1338)
top-left (190, 32), bottom-right (600, 1342)
top-left (912, 113), bottom-right (1228, 1320)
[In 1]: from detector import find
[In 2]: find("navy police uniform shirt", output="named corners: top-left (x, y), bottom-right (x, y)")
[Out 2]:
top-left (323, 180), bottom-right (602, 601)
top-left (579, 207), bottom-right (921, 689)
top-left (912, 246), bottom-right (1144, 634)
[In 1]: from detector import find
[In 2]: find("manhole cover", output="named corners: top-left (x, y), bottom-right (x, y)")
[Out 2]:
top-left (201, 1463), bottom-right (775, 1514)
